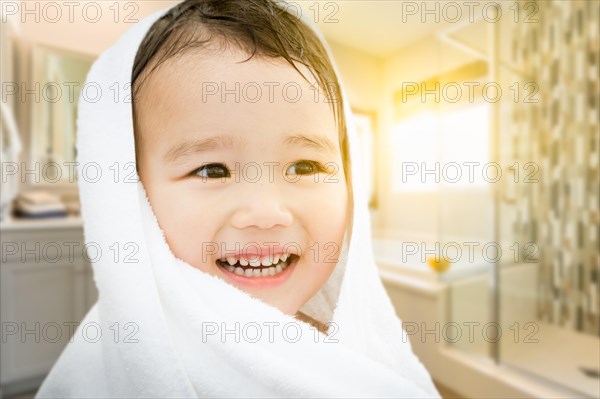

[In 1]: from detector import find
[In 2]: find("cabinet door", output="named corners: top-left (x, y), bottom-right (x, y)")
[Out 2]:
top-left (0, 260), bottom-right (86, 384)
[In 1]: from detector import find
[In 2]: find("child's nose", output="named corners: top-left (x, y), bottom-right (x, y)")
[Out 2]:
top-left (229, 185), bottom-right (293, 230)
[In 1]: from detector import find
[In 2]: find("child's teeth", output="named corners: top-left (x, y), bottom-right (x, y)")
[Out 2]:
top-left (261, 256), bottom-right (272, 266)
top-left (249, 259), bottom-right (261, 267)
top-left (220, 254), bottom-right (297, 277)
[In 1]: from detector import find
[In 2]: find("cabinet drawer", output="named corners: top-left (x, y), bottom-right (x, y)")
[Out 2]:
top-left (1, 260), bottom-right (89, 384)
top-left (1, 230), bottom-right (85, 265)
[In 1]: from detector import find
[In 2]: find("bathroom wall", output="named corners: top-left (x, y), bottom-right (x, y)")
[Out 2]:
top-left (14, 1), bottom-right (175, 56)
top-left (325, 40), bottom-right (383, 114)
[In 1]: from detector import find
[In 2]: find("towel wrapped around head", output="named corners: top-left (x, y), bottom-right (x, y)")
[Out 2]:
top-left (36, 1), bottom-right (441, 397)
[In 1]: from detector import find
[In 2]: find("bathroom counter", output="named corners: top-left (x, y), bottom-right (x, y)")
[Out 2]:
top-left (0, 215), bottom-right (83, 231)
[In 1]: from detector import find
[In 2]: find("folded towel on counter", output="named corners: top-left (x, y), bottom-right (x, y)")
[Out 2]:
top-left (14, 190), bottom-right (67, 218)
top-left (36, 1), bottom-right (441, 397)
top-left (17, 190), bottom-right (62, 205)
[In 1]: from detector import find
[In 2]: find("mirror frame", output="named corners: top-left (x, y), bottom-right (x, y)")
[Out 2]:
top-left (28, 43), bottom-right (96, 188)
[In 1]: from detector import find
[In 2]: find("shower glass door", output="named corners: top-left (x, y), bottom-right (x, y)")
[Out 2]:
top-left (496, 1), bottom-right (600, 397)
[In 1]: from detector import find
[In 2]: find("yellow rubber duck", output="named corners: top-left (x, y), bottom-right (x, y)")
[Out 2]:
top-left (427, 256), bottom-right (452, 273)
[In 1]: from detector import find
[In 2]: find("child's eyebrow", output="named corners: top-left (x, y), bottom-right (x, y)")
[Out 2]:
top-left (283, 134), bottom-right (338, 156)
top-left (164, 133), bottom-right (338, 164)
top-left (164, 135), bottom-right (236, 163)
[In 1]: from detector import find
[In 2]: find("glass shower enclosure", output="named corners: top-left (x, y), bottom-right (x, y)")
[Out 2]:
top-left (442, 1), bottom-right (600, 397)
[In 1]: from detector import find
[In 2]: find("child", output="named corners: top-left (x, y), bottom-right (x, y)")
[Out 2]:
top-left (37, 1), bottom-right (441, 397)
top-left (130, 0), bottom-right (349, 325)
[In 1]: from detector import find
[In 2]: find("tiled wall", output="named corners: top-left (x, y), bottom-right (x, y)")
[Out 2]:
top-left (511, 0), bottom-right (600, 335)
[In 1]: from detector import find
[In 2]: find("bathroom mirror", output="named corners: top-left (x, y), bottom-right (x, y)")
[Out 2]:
top-left (29, 44), bottom-right (95, 184)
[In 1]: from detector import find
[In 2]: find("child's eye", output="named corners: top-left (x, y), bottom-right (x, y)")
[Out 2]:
top-left (193, 163), bottom-right (230, 179)
top-left (286, 160), bottom-right (325, 176)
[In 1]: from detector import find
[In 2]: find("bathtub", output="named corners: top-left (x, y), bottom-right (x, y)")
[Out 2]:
top-left (372, 236), bottom-right (491, 283)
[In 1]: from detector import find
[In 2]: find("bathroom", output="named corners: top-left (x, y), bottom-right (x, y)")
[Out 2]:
top-left (1, 1), bottom-right (599, 398)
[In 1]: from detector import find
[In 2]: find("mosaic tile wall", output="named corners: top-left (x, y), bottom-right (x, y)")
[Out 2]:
top-left (511, 0), bottom-right (600, 336)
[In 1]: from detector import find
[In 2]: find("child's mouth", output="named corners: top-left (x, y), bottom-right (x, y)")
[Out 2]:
top-left (215, 254), bottom-right (298, 278)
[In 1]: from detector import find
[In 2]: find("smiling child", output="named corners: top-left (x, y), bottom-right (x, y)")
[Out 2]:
top-left (131, 5), bottom-right (349, 317)
top-left (36, 1), bottom-right (441, 397)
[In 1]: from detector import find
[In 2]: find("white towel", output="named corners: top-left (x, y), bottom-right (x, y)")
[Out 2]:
top-left (36, 2), bottom-right (441, 397)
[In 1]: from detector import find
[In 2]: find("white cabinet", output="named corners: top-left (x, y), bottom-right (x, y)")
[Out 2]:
top-left (0, 217), bottom-right (97, 396)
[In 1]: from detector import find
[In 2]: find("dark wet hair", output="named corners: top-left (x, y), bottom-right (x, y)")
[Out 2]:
top-left (131, 0), bottom-right (349, 179)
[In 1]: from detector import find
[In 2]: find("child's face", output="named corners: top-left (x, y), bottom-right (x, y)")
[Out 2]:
top-left (136, 47), bottom-right (348, 315)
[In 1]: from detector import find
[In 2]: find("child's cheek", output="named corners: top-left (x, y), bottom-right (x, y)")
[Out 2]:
top-left (145, 182), bottom-right (223, 272)
top-left (301, 179), bottom-right (348, 265)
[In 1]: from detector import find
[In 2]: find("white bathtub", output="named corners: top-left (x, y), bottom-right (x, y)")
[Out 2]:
top-left (372, 237), bottom-right (491, 283)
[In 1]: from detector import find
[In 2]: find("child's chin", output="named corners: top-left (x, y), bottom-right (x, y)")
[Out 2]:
top-left (218, 261), bottom-right (307, 315)
top-left (267, 296), bottom-right (305, 317)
